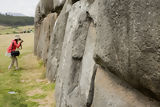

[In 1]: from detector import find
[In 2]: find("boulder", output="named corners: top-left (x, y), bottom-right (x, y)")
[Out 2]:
top-left (34, 1), bottom-right (41, 56)
top-left (53, 0), bottom-right (66, 10)
top-left (55, 1), bottom-right (98, 107)
top-left (34, 2), bottom-right (41, 24)
top-left (34, 0), bottom-right (160, 106)
top-left (40, 0), bottom-right (54, 16)
top-left (42, 13), bottom-right (57, 63)
top-left (46, 0), bottom-right (72, 82)
top-left (92, 67), bottom-right (160, 107)
top-left (93, 0), bottom-right (160, 100)
top-left (36, 13), bottom-right (57, 61)
top-left (79, 22), bottom-right (97, 107)
top-left (34, 24), bottom-right (41, 55)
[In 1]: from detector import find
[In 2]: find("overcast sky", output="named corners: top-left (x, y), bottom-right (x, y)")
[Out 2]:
top-left (0, 0), bottom-right (39, 16)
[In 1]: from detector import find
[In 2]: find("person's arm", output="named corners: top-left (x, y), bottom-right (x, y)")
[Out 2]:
top-left (20, 44), bottom-right (22, 50)
top-left (19, 40), bottom-right (23, 49)
top-left (14, 41), bottom-right (21, 48)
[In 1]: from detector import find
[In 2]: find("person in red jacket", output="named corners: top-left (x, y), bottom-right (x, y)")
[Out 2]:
top-left (6, 35), bottom-right (23, 70)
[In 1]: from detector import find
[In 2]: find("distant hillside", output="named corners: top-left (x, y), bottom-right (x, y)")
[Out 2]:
top-left (0, 14), bottom-right (34, 26)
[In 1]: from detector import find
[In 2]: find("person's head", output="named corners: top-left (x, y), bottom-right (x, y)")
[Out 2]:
top-left (14, 35), bottom-right (21, 41)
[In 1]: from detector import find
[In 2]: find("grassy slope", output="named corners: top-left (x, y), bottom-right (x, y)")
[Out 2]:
top-left (0, 25), bottom-right (34, 35)
top-left (0, 33), bottom-right (55, 107)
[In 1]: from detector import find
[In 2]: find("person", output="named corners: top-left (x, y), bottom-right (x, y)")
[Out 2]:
top-left (6, 35), bottom-right (23, 70)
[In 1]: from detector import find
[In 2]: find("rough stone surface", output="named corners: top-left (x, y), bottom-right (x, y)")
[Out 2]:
top-left (34, 2), bottom-right (41, 24)
top-left (36, 13), bottom-right (57, 61)
top-left (34, 2), bottom-right (41, 55)
top-left (71, 12), bottom-right (90, 59)
top-left (93, 0), bottom-right (160, 100)
top-left (79, 22), bottom-right (97, 107)
top-left (53, 0), bottom-right (66, 10)
top-left (34, 0), bottom-right (160, 106)
top-left (55, 1), bottom-right (97, 107)
top-left (34, 24), bottom-right (41, 56)
top-left (40, 0), bottom-right (54, 16)
top-left (92, 67), bottom-right (160, 107)
top-left (42, 13), bottom-right (57, 63)
top-left (46, 0), bottom-right (72, 82)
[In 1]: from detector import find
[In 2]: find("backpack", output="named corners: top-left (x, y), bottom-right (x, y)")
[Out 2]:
top-left (11, 51), bottom-right (20, 56)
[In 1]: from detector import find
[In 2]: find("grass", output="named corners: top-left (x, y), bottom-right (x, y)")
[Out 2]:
top-left (0, 32), bottom-right (56, 107)
top-left (0, 70), bottom-right (27, 107)
top-left (38, 60), bottom-right (45, 68)
top-left (41, 84), bottom-right (55, 91)
top-left (31, 94), bottom-right (47, 99)
top-left (0, 25), bottom-right (34, 35)
top-left (0, 62), bottom-right (39, 107)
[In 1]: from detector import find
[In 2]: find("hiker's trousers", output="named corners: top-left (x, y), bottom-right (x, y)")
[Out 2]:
top-left (8, 56), bottom-right (18, 69)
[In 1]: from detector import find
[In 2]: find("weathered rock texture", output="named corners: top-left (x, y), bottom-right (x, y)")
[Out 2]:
top-left (92, 67), bottom-right (160, 107)
top-left (34, 0), bottom-right (160, 106)
top-left (46, 0), bottom-right (72, 82)
top-left (93, 0), bottom-right (160, 100)
top-left (40, 0), bottom-right (54, 16)
top-left (36, 13), bottom-right (57, 62)
top-left (55, 2), bottom-right (95, 106)
top-left (53, 0), bottom-right (66, 10)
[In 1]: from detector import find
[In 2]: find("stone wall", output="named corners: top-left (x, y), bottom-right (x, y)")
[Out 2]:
top-left (34, 0), bottom-right (160, 106)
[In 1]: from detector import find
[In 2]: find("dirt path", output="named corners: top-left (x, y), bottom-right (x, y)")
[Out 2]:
top-left (21, 53), bottom-right (56, 107)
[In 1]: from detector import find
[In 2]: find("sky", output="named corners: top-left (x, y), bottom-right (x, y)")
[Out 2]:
top-left (0, 0), bottom-right (39, 16)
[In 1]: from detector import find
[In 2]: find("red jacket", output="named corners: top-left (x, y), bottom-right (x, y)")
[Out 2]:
top-left (7, 40), bottom-right (21, 53)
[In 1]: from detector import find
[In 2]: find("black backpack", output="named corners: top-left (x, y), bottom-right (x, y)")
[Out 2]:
top-left (11, 51), bottom-right (20, 56)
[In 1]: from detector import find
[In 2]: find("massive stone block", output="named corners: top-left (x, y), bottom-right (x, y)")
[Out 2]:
top-left (55, 1), bottom-right (97, 107)
top-left (92, 67), bottom-right (160, 107)
top-left (53, 0), bottom-right (66, 10)
top-left (93, 0), bottom-right (160, 100)
top-left (34, 2), bottom-right (41, 24)
top-left (42, 13), bottom-right (57, 63)
top-left (36, 13), bottom-right (57, 61)
top-left (79, 22), bottom-right (97, 107)
top-left (34, 24), bottom-right (41, 56)
top-left (34, 0), bottom-right (160, 106)
top-left (40, 0), bottom-right (54, 16)
top-left (46, 0), bottom-right (72, 82)
top-left (34, 2), bottom-right (41, 56)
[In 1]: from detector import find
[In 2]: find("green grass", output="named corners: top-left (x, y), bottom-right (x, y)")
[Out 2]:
top-left (31, 94), bottom-right (47, 99)
top-left (0, 53), bottom-right (55, 106)
top-left (0, 33), bottom-right (56, 107)
top-left (38, 59), bottom-right (44, 68)
top-left (0, 54), bottom-right (39, 107)
top-left (42, 83), bottom-right (55, 91)
top-left (0, 69), bottom-right (39, 107)
top-left (0, 25), bottom-right (34, 35)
